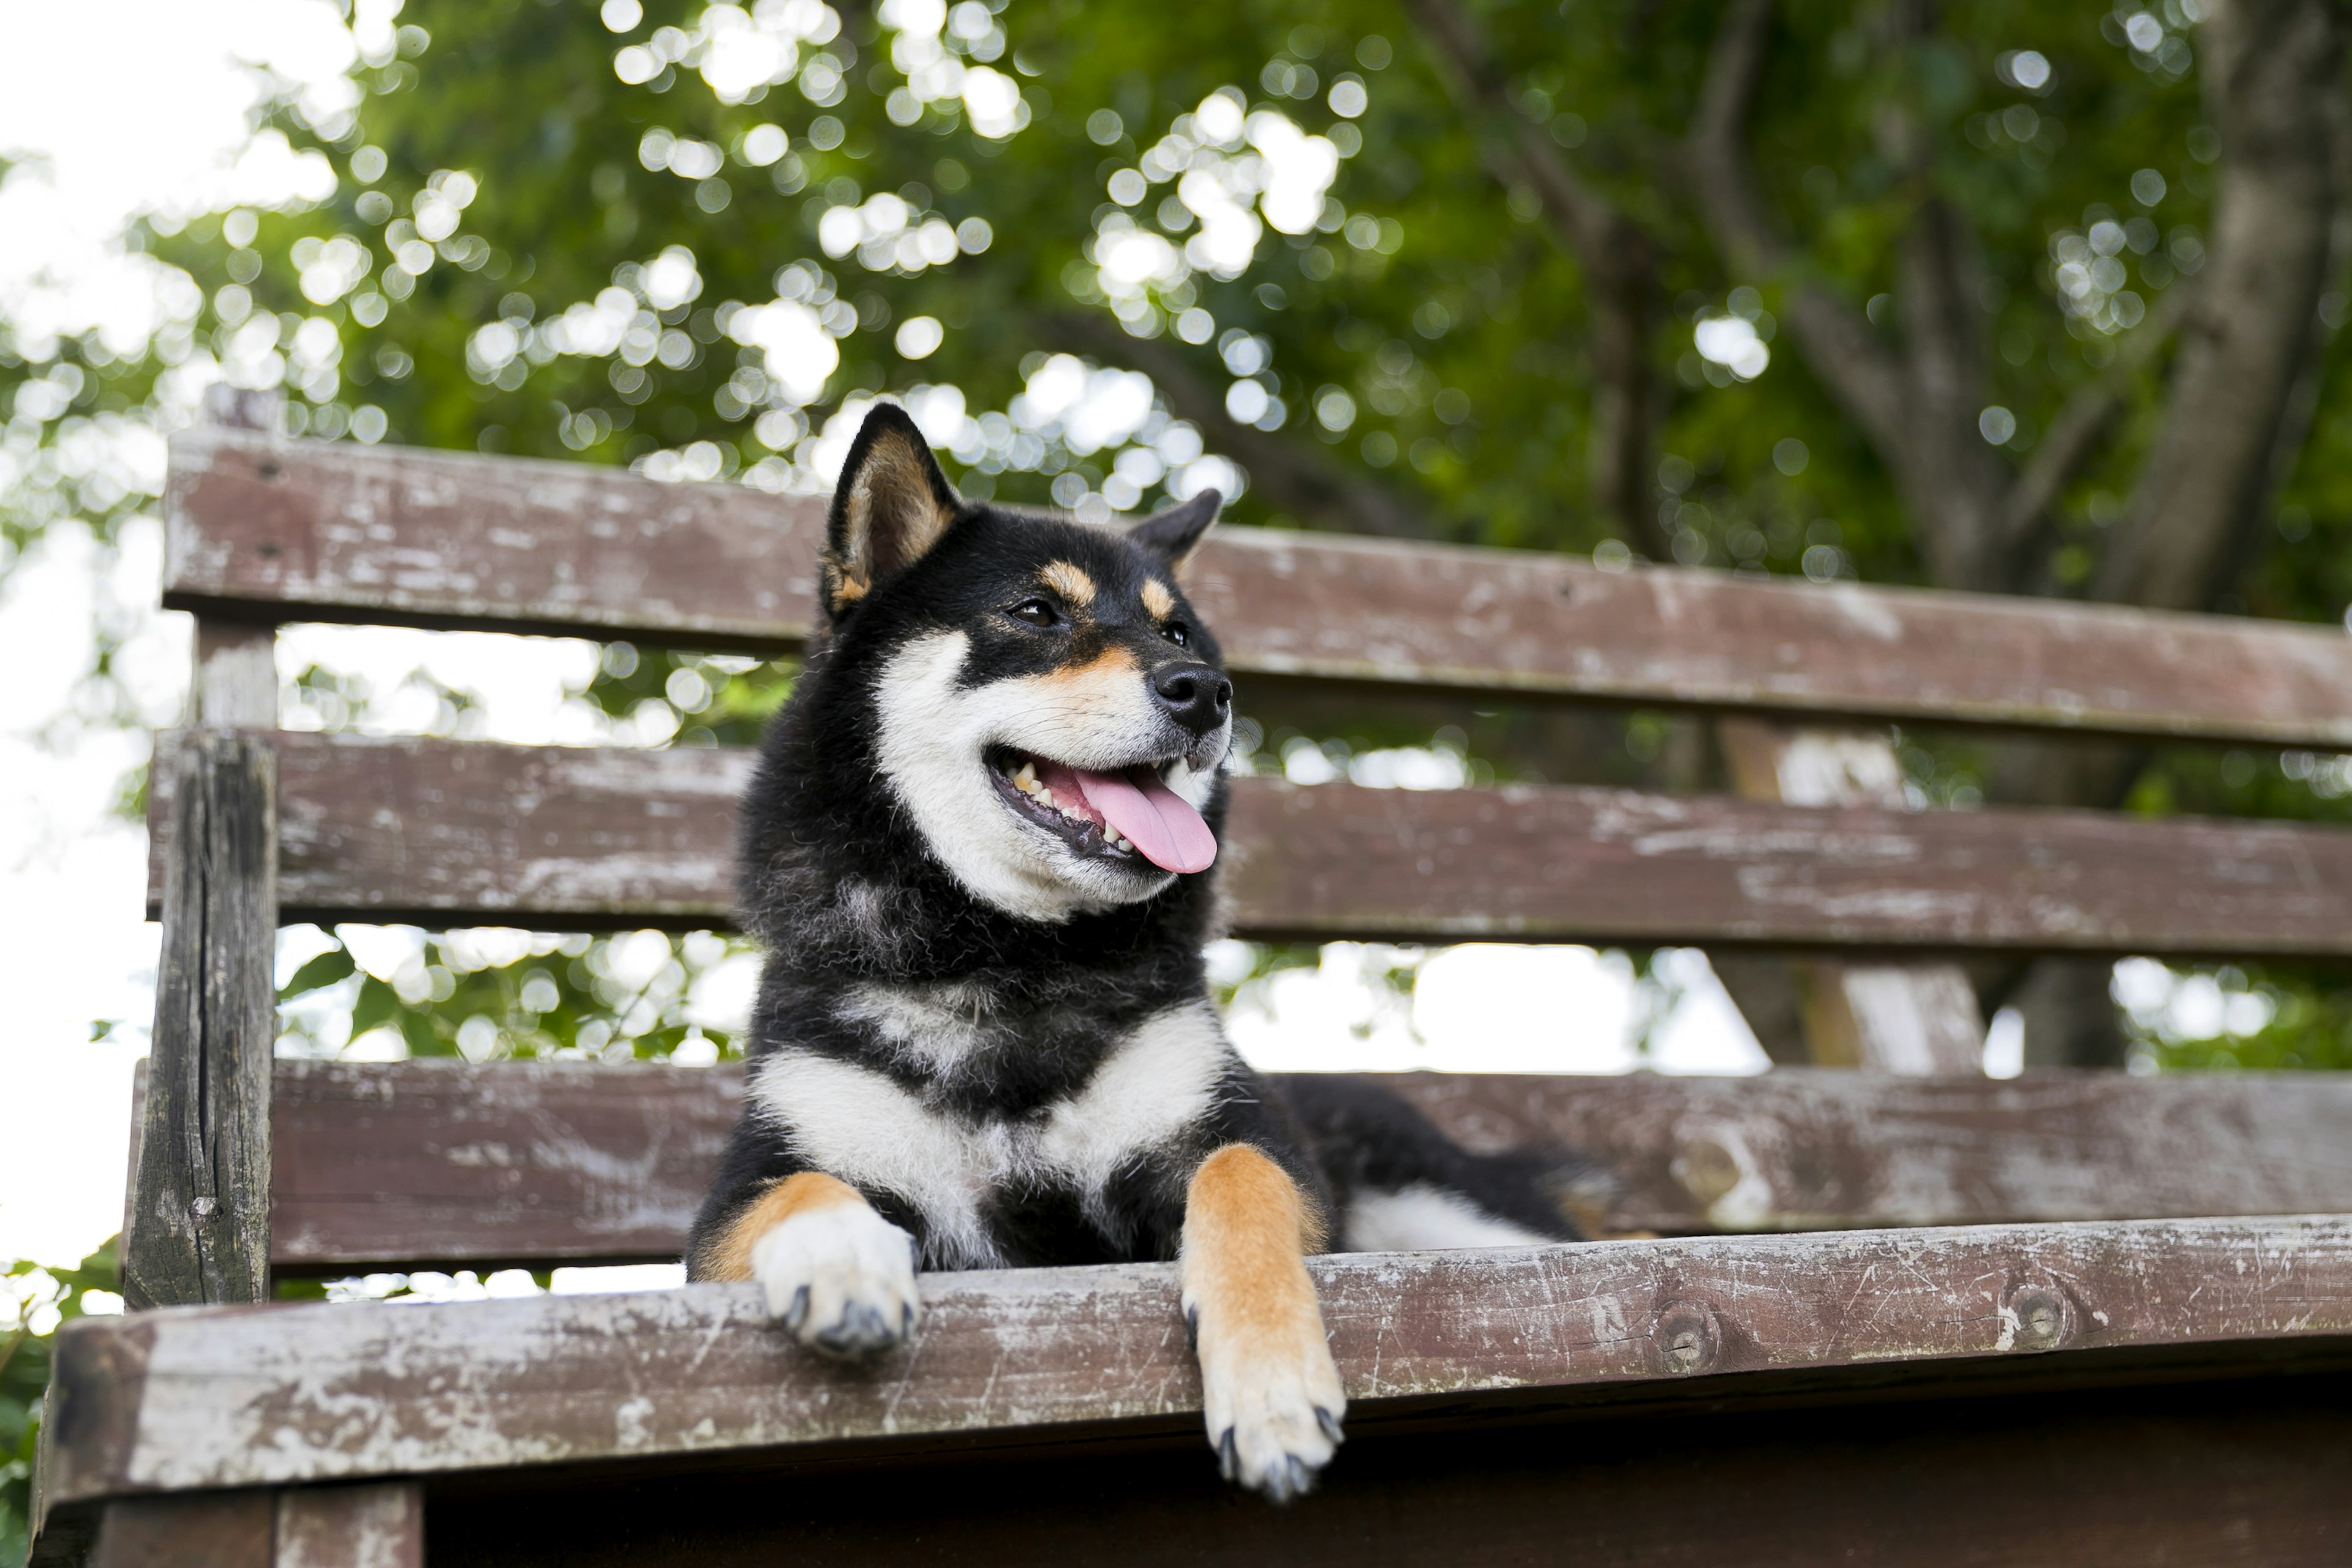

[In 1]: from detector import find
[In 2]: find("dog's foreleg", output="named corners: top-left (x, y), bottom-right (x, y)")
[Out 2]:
top-left (701, 1172), bottom-right (919, 1359)
top-left (1179, 1144), bottom-right (1346, 1502)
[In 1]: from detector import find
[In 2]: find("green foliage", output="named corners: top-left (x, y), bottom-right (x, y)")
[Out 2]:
top-left (1, 1241), bottom-right (119, 1566)
top-left (2125, 963), bottom-right (2352, 1073)
top-left (4, 0), bottom-right (2351, 1114)
top-left (277, 924), bottom-right (755, 1063)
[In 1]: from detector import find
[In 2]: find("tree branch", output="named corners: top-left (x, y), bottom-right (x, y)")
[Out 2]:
top-left (1402, 0), bottom-right (1626, 270)
top-left (1992, 284), bottom-right (2194, 570)
top-left (2094, 0), bottom-right (2348, 611)
top-left (1686, 0), bottom-right (1913, 465)
top-left (1045, 312), bottom-right (1446, 540)
top-left (1403, 0), bottom-right (1668, 557)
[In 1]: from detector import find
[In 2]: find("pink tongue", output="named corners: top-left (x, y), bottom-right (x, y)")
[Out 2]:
top-left (1036, 761), bottom-right (1218, 873)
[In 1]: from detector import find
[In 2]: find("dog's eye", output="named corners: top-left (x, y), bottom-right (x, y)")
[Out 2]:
top-left (1008, 598), bottom-right (1060, 627)
top-left (1161, 623), bottom-right (1190, 647)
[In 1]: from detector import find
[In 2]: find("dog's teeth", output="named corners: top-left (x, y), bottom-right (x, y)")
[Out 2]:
top-left (1014, 762), bottom-right (1036, 788)
top-left (1035, 786), bottom-right (1055, 807)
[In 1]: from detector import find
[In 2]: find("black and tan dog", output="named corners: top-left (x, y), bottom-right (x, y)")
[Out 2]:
top-left (688, 404), bottom-right (1598, 1499)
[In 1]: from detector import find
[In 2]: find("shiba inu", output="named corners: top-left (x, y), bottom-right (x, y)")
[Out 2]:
top-left (688, 404), bottom-right (1600, 1500)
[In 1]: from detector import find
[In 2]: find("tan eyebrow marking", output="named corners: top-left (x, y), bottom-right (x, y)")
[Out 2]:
top-left (1040, 560), bottom-right (1097, 605)
top-left (1140, 578), bottom-right (1176, 620)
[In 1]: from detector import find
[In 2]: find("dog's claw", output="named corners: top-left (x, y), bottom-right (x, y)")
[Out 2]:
top-left (752, 1204), bottom-right (921, 1360)
top-left (1315, 1406), bottom-right (1343, 1445)
top-left (812, 1302), bottom-right (897, 1358)
top-left (1218, 1428), bottom-right (1239, 1482)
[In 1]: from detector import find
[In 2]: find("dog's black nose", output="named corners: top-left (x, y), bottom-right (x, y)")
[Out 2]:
top-left (1153, 662), bottom-right (1232, 736)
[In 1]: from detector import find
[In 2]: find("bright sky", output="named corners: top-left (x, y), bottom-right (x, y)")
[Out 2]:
top-left (0, 0), bottom-right (1850, 1278)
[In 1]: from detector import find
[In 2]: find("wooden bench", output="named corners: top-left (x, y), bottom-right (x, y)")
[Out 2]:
top-left (31, 423), bottom-right (2352, 1566)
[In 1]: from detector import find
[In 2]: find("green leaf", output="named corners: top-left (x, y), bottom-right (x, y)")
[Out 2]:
top-left (281, 946), bottom-right (357, 1000)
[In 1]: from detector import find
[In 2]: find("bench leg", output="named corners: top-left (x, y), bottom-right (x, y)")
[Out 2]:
top-left (91, 1494), bottom-right (272, 1568)
top-left (123, 731), bottom-right (278, 1310)
top-left (86, 1484), bottom-right (426, 1568)
top-left (277, 1483), bottom-right (426, 1568)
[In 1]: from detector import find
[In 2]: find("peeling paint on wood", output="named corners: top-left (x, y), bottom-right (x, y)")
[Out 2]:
top-left (164, 429), bottom-right (2352, 747)
top-left (144, 733), bottom-right (2352, 956)
top-left (257, 1061), bottom-right (2352, 1269)
top-left (40, 1217), bottom-right (2352, 1504)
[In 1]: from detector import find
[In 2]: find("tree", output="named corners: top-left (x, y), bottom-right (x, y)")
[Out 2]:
top-left (7, 0), bottom-right (2352, 1087)
top-left (9, 10), bottom-right (2352, 1554)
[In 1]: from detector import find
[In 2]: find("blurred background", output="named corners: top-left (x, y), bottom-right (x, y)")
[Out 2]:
top-left (5, 0), bottom-right (2352, 1550)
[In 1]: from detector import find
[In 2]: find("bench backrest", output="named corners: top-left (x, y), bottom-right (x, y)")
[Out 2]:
top-left (141, 425), bottom-right (2352, 1281)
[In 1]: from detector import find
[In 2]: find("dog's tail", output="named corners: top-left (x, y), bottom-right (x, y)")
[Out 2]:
top-left (1270, 1074), bottom-right (1618, 1252)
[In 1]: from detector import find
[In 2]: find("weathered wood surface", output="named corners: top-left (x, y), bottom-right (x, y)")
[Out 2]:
top-left (262, 1061), bottom-right (2352, 1270)
top-left (148, 733), bottom-right (752, 930)
top-left (165, 428), bottom-right (2352, 745)
top-left (145, 732), bottom-right (2352, 956)
top-left (270, 1060), bottom-right (730, 1270)
top-left (40, 1216), bottom-right (2352, 1506)
top-left (275, 1483), bottom-right (424, 1568)
top-left (1231, 773), bottom-right (2352, 953)
top-left (1718, 719), bottom-right (1986, 1072)
top-left (192, 620), bottom-right (277, 728)
top-left (124, 734), bottom-right (278, 1311)
top-left (435, 1376), bottom-right (2352, 1568)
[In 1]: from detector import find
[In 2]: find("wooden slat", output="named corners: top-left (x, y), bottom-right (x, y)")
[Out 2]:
top-left (148, 732), bottom-right (2352, 957)
top-left (39, 1216), bottom-right (2352, 1507)
top-left (1717, 720), bottom-right (1985, 1072)
top-left (270, 1060), bottom-right (728, 1270)
top-left (164, 428), bottom-right (2352, 746)
top-left (260, 1060), bottom-right (2352, 1271)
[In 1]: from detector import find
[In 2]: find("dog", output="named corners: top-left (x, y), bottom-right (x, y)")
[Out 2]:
top-left (687, 404), bottom-right (1602, 1500)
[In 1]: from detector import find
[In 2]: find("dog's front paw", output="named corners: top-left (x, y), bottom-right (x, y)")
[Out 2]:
top-left (1188, 1295), bottom-right (1348, 1503)
top-left (748, 1202), bottom-right (921, 1359)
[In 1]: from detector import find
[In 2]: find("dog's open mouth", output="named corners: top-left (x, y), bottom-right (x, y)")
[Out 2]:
top-left (985, 746), bottom-right (1218, 874)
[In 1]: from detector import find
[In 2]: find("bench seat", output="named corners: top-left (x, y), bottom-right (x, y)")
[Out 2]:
top-left (36, 1217), bottom-right (2352, 1562)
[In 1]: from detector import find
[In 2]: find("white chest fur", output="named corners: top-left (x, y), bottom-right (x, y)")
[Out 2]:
top-left (749, 1001), bottom-right (1232, 1267)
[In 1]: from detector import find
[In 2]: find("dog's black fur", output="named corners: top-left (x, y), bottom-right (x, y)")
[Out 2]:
top-left (687, 405), bottom-right (1596, 1278)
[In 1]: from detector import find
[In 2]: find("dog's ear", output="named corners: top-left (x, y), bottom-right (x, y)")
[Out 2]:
top-left (1126, 488), bottom-right (1220, 570)
top-left (823, 405), bottom-right (962, 618)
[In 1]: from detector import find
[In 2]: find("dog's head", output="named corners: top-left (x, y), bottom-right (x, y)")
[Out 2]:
top-left (811, 404), bottom-right (1232, 923)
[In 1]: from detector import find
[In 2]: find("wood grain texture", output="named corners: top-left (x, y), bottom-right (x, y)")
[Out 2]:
top-left (125, 734), bottom-right (277, 1311)
top-left (259, 1061), bottom-right (2352, 1270)
top-left (434, 1376), bottom-right (2352, 1568)
top-left (164, 428), bottom-right (2352, 745)
top-left (145, 732), bottom-right (2352, 956)
top-left (40, 1216), bottom-right (2352, 1505)
top-left (1221, 773), bottom-right (2352, 954)
top-left (164, 427), bottom-right (823, 650)
top-left (193, 620), bottom-right (277, 728)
